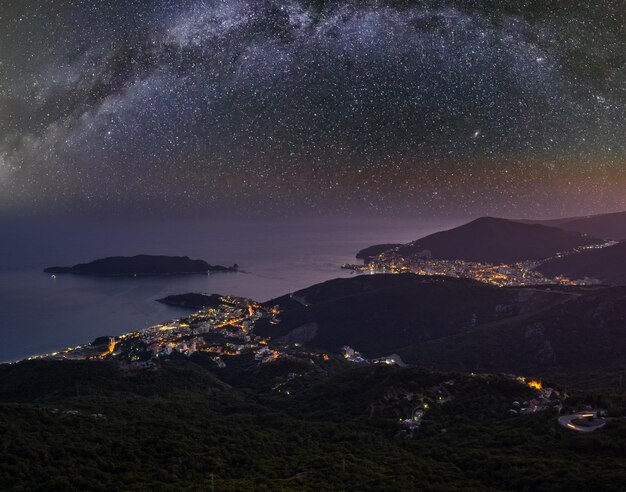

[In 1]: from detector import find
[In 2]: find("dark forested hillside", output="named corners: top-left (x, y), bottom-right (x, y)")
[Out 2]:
top-left (537, 241), bottom-right (626, 285)
top-left (257, 274), bottom-right (626, 385)
top-left (1, 358), bottom-right (625, 491)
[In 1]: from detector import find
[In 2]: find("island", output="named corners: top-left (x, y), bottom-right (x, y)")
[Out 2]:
top-left (44, 255), bottom-right (238, 277)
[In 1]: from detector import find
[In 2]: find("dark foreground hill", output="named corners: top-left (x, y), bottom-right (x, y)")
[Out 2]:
top-left (523, 211), bottom-right (626, 241)
top-left (401, 284), bottom-right (626, 380)
top-left (536, 241), bottom-right (626, 285)
top-left (357, 217), bottom-right (601, 264)
top-left (3, 271), bottom-right (626, 489)
top-left (258, 274), bottom-right (523, 354)
top-left (1, 358), bottom-right (625, 491)
top-left (45, 255), bottom-right (237, 276)
top-left (257, 274), bottom-right (626, 385)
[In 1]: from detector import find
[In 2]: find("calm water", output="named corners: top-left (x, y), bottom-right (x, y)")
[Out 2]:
top-left (0, 218), bottom-right (459, 362)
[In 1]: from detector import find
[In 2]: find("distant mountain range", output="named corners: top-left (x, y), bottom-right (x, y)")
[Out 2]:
top-left (44, 255), bottom-right (238, 276)
top-left (358, 217), bottom-right (602, 264)
top-left (520, 211), bottom-right (626, 240)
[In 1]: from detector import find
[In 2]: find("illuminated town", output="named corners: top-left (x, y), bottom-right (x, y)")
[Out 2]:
top-left (26, 295), bottom-right (285, 366)
top-left (21, 293), bottom-right (601, 434)
top-left (26, 295), bottom-right (409, 372)
top-left (341, 243), bottom-right (617, 287)
top-left (342, 257), bottom-right (581, 286)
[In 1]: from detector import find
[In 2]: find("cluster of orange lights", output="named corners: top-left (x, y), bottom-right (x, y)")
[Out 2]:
top-left (527, 380), bottom-right (543, 390)
top-left (99, 339), bottom-right (117, 358)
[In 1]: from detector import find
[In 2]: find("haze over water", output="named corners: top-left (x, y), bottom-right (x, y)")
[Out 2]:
top-left (0, 218), bottom-right (459, 362)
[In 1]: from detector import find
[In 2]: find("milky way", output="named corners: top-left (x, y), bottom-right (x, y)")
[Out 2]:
top-left (0, 0), bottom-right (624, 218)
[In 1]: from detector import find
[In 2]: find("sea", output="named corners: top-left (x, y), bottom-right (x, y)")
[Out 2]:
top-left (0, 217), bottom-right (459, 362)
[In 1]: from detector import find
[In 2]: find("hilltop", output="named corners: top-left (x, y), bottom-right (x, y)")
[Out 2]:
top-left (357, 217), bottom-right (601, 264)
top-left (257, 274), bottom-right (521, 355)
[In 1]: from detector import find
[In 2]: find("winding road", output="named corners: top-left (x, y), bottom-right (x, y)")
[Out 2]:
top-left (558, 411), bottom-right (606, 432)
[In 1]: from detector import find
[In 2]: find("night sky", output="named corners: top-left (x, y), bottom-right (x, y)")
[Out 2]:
top-left (0, 0), bottom-right (624, 218)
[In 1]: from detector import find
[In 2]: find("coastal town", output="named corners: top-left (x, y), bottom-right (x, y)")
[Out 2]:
top-left (23, 294), bottom-right (608, 436)
top-left (341, 244), bottom-right (616, 287)
top-left (26, 295), bottom-right (286, 367)
top-left (342, 257), bottom-right (576, 286)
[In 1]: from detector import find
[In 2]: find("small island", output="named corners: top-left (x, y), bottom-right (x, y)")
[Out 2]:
top-left (44, 255), bottom-right (238, 277)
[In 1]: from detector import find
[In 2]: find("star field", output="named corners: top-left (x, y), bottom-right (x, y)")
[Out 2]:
top-left (0, 0), bottom-right (624, 218)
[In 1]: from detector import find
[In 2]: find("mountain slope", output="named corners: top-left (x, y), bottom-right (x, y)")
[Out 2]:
top-left (258, 274), bottom-right (517, 356)
top-left (395, 217), bottom-right (602, 263)
top-left (404, 285), bottom-right (626, 384)
top-left (537, 241), bottom-right (626, 284)
top-left (258, 273), bottom-right (626, 384)
top-left (521, 211), bottom-right (626, 240)
top-left (2, 359), bottom-right (625, 491)
top-left (257, 274), bottom-right (574, 358)
top-left (358, 217), bottom-right (602, 264)
top-left (356, 243), bottom-right (403, 262)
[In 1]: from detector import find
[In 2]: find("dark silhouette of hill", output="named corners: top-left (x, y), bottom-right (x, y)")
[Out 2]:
top-left (45, 255), bottom-right (237, 276)
top-left (2, 357), bottom-right (625, 490)
top-left (358, 217), bottom-right (601, 264)
top-left (257, 274), bottom-right (568, 358)
top-left (536, 241), bottom-right (626, 284)
top-left (258, 273), bottom-right (626, 384)
top-left (406, 285), bottom-right (626, 382)
top-left (0, 359), bottom-right (229, 402)
top-left (520, 211), bottom-right (626, 240)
